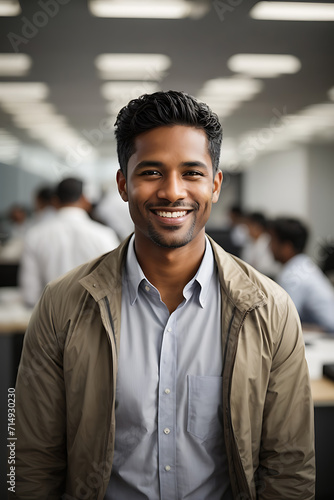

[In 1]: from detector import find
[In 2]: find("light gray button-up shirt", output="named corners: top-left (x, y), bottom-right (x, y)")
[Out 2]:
top-left (105, 236), bottom-right (232, 500)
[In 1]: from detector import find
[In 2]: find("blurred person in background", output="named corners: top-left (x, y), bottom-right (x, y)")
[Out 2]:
top-left (0, 204), bottom-right (31, 262)
top-left (94, 184), bottom-right (134, 240)
top-left (7, 204), bottom-right (30, 236)
top-left (19, 177), bottom-right (119, 307)
top-left (32, 184), bottom-right (56, 224)
top-left (227, 204), bottom-right (249, 254)
top-left (270, 217), bottom-right (334, 333)
top-left (242, 211), bottom-right (280, 279)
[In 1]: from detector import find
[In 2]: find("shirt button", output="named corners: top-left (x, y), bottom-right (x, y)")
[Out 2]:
top-left (165, 465), bottom-right (171, 472)
top-left (167, 327), bottom-right (172, 332)
top-left (145, 285), bottom-right (150, 292)
top-left (164, 388), bottom-right (171, 395)
top-left (163, 428), bottom-right (170, 435)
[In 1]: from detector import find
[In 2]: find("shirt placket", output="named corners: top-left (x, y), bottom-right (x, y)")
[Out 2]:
top-left (158, 314), bottom-right (177, 500)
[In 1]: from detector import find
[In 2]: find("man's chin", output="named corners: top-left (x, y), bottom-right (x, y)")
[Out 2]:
top-left (148, 226), bottom-right (194, 249)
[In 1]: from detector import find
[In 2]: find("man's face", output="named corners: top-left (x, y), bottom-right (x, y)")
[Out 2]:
top-left (270, 233), bottom-right (285, 263)
top-left (117, 125), bottom-right (222, 250)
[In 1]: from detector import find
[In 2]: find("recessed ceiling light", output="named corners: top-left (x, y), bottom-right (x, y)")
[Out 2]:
top-left (250, 2), bottom-right (334, 21)
top-left (89, 0), bottom-right (208, 19)
top-left (284, 114), bottom-right (334, 128)
top-left (101, 81), bottom-right (159, 103)
top-left (2, 102), bottom-right (56, 115)
top-left (38, 134), bottom-right (82, 148)
top-left (0, 1), bottom-right (21, 16)
top-left (0, 54), bottom-right (32, 76)
top-left (196, 97), bottom-right (241, 116)
top-left (227, 54), bottom-right (301, 78)
top-left (200, 78), bottom-right (263, 99)
top-left (95, 53), bottom-right (171, 80)
top-left (13, 114), bottom-right (68, 127)
top-left (27, 131), bottom-right (78, 144)
top-left (301, 103), bottom-right (334, 116)
top-left (0, 83), bottom-right (49, 101)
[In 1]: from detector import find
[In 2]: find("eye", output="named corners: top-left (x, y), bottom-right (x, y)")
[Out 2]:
top-left (183, 170), bottom-right (204, 177)
top-left (140, 170), bottom-right (161, 176)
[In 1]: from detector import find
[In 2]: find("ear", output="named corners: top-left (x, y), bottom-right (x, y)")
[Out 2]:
top-left (212, 170), bottom-right (223, 204)
top-left (116, 169), bottom-right (128, 202)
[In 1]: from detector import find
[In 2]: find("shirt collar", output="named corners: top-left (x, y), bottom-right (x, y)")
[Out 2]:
top-left (125, 235), bottom-right (148, 305)
top-left (184, 236), bottom-right (215, 308)
top-left (125, 235), bottom-right (215, 308)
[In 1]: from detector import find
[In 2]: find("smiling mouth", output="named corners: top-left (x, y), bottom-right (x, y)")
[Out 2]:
top-left (155, 210), bottom-right (188, 218)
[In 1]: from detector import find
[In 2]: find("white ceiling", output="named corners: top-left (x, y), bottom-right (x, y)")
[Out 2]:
top-left (0, 0), bottom-right (333, 172)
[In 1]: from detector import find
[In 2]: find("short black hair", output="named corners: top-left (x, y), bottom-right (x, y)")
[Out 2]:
top-left (270, 217), bottom-right (308, 253)
top-left (247, 212), bottom-right (267, 229)
top-left (56, 178), bottom-right (83, 204)
top-left (36, 186), bottom-right (54, 203)
top-left (229, 205), bottom-right (244, 216)
top-left (114, 90), bottom-right (223, 178)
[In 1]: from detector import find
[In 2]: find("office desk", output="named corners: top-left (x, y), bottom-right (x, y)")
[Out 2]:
top-left (304, 331), bottom-right (334, 405)
top-left (311, 377), bottom-right (334, 405)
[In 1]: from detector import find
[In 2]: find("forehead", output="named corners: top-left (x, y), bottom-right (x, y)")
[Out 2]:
top-left (131, 125), bottom-right (210, 160)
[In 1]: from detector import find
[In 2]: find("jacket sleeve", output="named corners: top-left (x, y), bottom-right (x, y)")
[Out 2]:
top-left (9, 285), bottom-right (67, 499)
top-left (256, 294), bottom-right (315, 499)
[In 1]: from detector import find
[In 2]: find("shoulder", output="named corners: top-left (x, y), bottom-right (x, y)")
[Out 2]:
top-left (209, 236), bottom-right (299, 343)
top-left (210, 237), bottom-right (288, 306)
top-left (41, 237), bottom-right (130, 312)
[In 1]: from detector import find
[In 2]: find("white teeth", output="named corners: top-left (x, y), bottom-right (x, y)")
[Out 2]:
top-left (156, 210), bottom-right (187, 218)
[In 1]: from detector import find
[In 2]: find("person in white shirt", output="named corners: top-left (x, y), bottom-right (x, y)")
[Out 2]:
top-left (228, 205), bottom-right (249, 250)
top-left (0, 205), bottom-right (32, 262)
top-left (241, 212), bottom-right (280, 279)
top-left (270, 217), bottom-right (334, 333)
top-left (32, 185), bottom-right (56, 225)
top-left (19, 177), bottom-right (120, 307)
top-left (94, 185), bottom-right (134, 241)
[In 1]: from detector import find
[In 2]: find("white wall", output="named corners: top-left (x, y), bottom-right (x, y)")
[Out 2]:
top-left (242, 144), bottom-right (334, 259)
top-left (307, 144), bottom-right (334, 259)
top-left (243, 148), bottom-right (309, 219)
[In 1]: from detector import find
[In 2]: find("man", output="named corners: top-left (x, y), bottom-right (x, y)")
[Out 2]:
top-left (241, 212), bottom-right (280, 279)
top-left (228, 204), bottom-right (249, 254)
top-left (12, 91), bottom-right (315, 499)
top-left (19, 177), bottom-right (119, 306)
top-left (33, 184), bottom-right (56, 224)
top-left (270, 217), bottom-right (334, 332)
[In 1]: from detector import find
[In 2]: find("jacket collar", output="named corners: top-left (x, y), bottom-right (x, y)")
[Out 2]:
top-left (80, 234), bottom-right (267, 313)
top-left (208, 235), bottom-right (267, 313)
top-left (79, 236), bottom-right (131, 301)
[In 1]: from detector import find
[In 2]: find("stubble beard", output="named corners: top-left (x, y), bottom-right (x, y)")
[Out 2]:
top-left (147, 216), bottom-right (197, 249)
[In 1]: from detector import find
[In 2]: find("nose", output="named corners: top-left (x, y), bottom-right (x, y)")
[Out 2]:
top-left (156, 172), bottom-right (187, 203)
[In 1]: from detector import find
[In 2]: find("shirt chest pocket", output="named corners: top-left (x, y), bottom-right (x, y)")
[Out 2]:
top-left (187, 375), bottom-right (223, 441)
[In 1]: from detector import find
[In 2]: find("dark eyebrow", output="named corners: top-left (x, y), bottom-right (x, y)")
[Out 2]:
top-left (135, 160), bottom-right (209, 171)
top-left (135, 161), bottom-right (164, 170)
top-left (181, 161), bottom-right (209, 170)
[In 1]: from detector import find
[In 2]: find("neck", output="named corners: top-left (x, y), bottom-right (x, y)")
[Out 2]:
top-left (134, 231), bottom-right (206, 312)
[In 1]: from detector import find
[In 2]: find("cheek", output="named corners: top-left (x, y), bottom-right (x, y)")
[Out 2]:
top-left (195, 183), bottom-right (215, 199)
top-left (128, 182), bottom-right (154, 201)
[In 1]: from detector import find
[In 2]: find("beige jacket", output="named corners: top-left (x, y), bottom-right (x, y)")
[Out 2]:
top-left (12, 237), bottom-right (315, 499)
